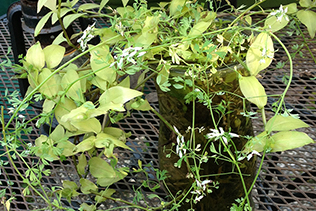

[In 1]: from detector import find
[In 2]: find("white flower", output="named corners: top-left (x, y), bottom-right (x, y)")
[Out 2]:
top-left (77, 22), bottom-right (96, 51)
top-left (247, 150), bottom-right (261, 161)
top-left (8, 107), bottom-right (14, 114)
top-left (270, 5), bottom-right (289, 22)
top-left (206, 127), bottom-right (239, 145)
top-left (174, 126), bottom-right (186, 158)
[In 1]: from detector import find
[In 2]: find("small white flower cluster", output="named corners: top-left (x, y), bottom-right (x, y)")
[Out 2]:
top-left (191, 179), bottom-right (212, 202)
top-left (77, 22), bottom-right (96, 51)
top-left (206, 127), bottom-right (239, 145)
top-left (173, 126), bottom-right (187, 159)
top-left (238, 150), bottom-right (261, 161)
top-left (259, 47), bottom-right (274, 64)
top-left (111, 47), bottom-right (146, 70)
top-left (8, 107), bottom-right (25, 119)
top-left (270, 5), bottom-right (289, 22)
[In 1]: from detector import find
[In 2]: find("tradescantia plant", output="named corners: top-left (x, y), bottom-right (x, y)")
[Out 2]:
top-left (2, 0), bottom-right (316, 210)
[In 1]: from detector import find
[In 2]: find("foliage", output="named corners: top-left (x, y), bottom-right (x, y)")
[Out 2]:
top-left (0, 0), bottom-right (315, 210)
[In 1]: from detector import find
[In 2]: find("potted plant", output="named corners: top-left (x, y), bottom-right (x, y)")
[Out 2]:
top-left (2, 0), bottom-right (315, 210)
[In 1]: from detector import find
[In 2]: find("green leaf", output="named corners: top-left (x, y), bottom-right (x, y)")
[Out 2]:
top-left (80, 203), bottom-right (95, 211)
top-left (25, 42), bottom-right (45, 69)
top-left (96, 170), bottom-right (127, 187)
top-left (271, 131), bottom-right (314, 152)
top-left (89, 157), bottom-right (116, 178)
top-left (35, 135), bottom-right (59, 160)
top-left (80, 178), bottom-right (98, 194)
top-left (73, 136), bottom-right (96, 153)
top-left (239, 76), bottom-right (267, 109)
top-left (63, 13), bottom-right (85, 29)
top-left (42, 98), bottom-right (56, 113)
top-left (266, 114), bottom-right (309, 132)
top-left (43, 44), bottom-right (65, 68)
top-left (38, 68), bottom-right (61, 98)
top-left (299, 0), bottom-right (313, 7)
top-left (50, 124), bottom-right (65, 143)
top-left (61, 68), bottom-right (85, 102)
top-left (78, 3), bottom-right (100, 11)
top-left (99, 0), bottom-right (110, 13)
top-left (95, 133), bottom-right (132, 150)
top-left (62, 180), bottom-right (79, 201)
top-left (297, 10), bottom-right (316, 38)
top-left (169, 0), bottom-right (186, 16)
top-left (246, 32), bottom-right (274, 76)
top-left (122, 0), bottom-right (129, 7)
top-left (52, 31), bottom-right (67, 45)
top-left (130, 98), bottom-right (152, 111)
top-left (57, 140), bottom-right (76, 157)
top-left (90, 44), bottom-right (116, 83)
top-left (34, 11), bottom-right (53, 37)
top-left (52, 8), bottom-right (71, 24)
top-left (96, 28), bottom-right (124, 45)
top-left (77, 153), bottom-right (87, 175)
top-left (243, 131), bottom-right (270, 153)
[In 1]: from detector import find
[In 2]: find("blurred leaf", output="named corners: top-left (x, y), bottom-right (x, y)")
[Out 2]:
top-left (284, 3), bottom-right (298, 14)
top-left (239, 76), bottom-right (267, 109)
top-left (297, 10), bottom-right (316, 38)
top-left (50, 124), bottom-right (65, 143)
top-left (266, 115), bottom-right (309, 132)
top-left (57, 140), bottom-right (76, 157)
top-left (99, 0), bottom-right (110, 12)
top-left (169, 0), bottom-right (186, 16)
top-left (95, 133), bottom-right (132, 150)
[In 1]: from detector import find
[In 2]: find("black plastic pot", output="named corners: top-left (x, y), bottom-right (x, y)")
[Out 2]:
top-left (156, 65), bottom-right (256, 210)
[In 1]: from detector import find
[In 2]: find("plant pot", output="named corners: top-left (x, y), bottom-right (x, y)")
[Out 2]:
top-left (156, 65), bottom-right (257, 210)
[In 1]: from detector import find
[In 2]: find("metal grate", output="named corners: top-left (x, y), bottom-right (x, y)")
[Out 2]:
top-left (0, 2), bottom-right (316, 210)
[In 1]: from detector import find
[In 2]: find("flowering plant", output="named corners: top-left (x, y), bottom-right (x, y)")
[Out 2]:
top-left (1, 0), bottom-right (315, 210)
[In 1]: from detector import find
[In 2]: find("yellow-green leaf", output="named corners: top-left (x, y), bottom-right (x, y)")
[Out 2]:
top-left (37, 0), bottom-right (56, 13)
top-left (90, 44), bottom-right (116, 83)
top-left (71, 118), bottom-right (102, 134)
top-left (299, 0), bottom-right (313, 7)
top-left (78, 3), bottom-right (99, 11)
top-left (55, 97), bottom-right (78, 131)
top-left (25, 42), bottom-right (45, 69)
top-left (43, 44), bottom-right (65, 68)
top-left (38, 68), bottom-right (61, 97)
top-left (73, 136), bottom-right (96, 153)
top-left (264, 14), bottom-right (289, 32)
top-left (80, 178), bottom-right (98, 194)
top-left (284, 3), bottom-right (298, 14)
top-left (61, 68), bottom-right (85, 102)
top-left (243, 131), bottom-right (270, 153)
top-left (239, 76), bottom-right (267, 109)
top-left (89, 157), bottom-right (116, 178)
top-left (77, 154), bottom-right (87, 175)
top-left (57, 140), bottom-right (76, 157)
top-left (297, 10), bottom-right (316, 38)
top-left (246, 32), bottom-right (274, 76)
top-left (271, 131), bottom-right (314, 152)
top-left (265, 114), bottom-right (310, 132)
top-left (96, 28), bottom-right (124, 45)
